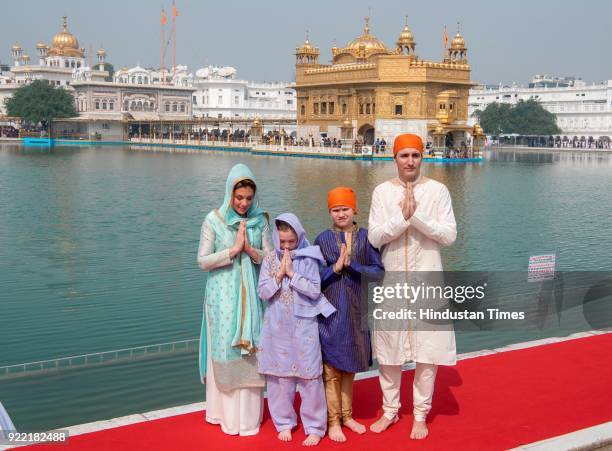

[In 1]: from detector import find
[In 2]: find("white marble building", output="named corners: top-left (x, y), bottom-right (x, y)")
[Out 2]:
top-left (0, 17), bottom-right (108, 116)
top-left (111, 64), bottom-right (296, 122)
top-left (468, 75), bottom-right (612, 142)
top-left (1, 16), bottom-right (294, 138)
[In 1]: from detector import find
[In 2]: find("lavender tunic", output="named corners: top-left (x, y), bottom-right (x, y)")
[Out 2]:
top-left (256, 213), bottom-right (335, 379)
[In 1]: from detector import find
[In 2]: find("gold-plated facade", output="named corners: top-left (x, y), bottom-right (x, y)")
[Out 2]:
top-left (295, 18), bottom-right (478, 146)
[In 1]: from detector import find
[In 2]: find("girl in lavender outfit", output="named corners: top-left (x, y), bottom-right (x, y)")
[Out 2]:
top-left (257, 213), bottom-right (336, 446)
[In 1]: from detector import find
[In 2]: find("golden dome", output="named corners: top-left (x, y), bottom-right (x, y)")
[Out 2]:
top-left (97, 48), bottom-right (106, 56)
top-left (451, 32), bottom-right (466, 50)
top-left (48, 16), bottom-right (84, 58)
top-left (11, 43), bottom-right (22, 51)
top-left (396, 19), bottom-right (415, 46)
top-left (296, 31), bottom-right (318, 55)
top-left (345, 18), bottom-right (389, 56)
top-left (22, 54), bottom-right (30, 62)
top-left (472, 124), bottom-right (484, 135)
top-left (36, 42), bottom-right (48, 49)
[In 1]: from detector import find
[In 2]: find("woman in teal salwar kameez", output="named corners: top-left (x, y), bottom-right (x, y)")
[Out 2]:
top-left (197, 164), bottom-right (272, 436)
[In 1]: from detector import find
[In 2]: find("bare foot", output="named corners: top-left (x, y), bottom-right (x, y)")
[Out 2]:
top-left (328, 424), bottom-right (346, 442)
top-left (410, 420), bottom-right (428, 439)
top-left (343, 418), bottom-right (366, 434)
top-left (302, 434), bottom-right (321, 446)
top-left (369, 414), bottom-right (398, 433)
top-left (278, 429), bottom-right (292, 442)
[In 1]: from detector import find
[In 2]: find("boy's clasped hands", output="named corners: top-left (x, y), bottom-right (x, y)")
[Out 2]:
top-left (333, 243), bottom-right (350, 274)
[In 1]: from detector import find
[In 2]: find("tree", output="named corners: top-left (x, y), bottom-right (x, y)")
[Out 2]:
top-left (511, 99), bottom-right (560, 135)
top-left (103, 62), bottom-right (115, 82)
top-left (476, 99), bottom-right (560, 135)
top-left (6, 80), bottom-right (76, 131)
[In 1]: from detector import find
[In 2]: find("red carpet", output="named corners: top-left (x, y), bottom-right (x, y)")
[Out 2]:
top-left (24, 334), bottom-right (612, 450)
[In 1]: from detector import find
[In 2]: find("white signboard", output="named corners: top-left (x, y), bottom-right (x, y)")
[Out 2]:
top-left (528, 254), bottom-right (556, 282)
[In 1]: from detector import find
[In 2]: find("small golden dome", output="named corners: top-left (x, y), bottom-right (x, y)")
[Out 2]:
top-left (396, 19), bottom-right (415, 46)
top-left (22, 54), bottom-right (30, 62)
top-left (97, 48), bottom-right (106, 56)
top-left (11, 43), bottom-right (22, 51)
top-left (36, 42), bottom-right (48, 49)
top-left (451, 32), bottom-right (466, 50)
top-left (473, 124), bottom-right (484, 135)
top-left (296, 31), bottom-right (318, 55)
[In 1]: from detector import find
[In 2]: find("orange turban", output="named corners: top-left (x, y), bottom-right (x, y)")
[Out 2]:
top-left (327, 187), bottom-right (357, 212)
top-left (393, 133), bottom-right (424, 156)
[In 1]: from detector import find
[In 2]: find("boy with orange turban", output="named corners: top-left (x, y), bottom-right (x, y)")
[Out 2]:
top-left (314, 187), bottom-right (384, 442)
top-left (368, 133), bottom-right (457, 440)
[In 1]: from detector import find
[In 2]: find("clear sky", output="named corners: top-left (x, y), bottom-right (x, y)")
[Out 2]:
top-left (1, 0), bottom-right (610, 85)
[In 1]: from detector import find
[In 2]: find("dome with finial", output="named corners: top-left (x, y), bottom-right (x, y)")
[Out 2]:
top-left (396, 18), bottom-right (415, 47)
top-left (11, 43), bottom-right (22, 52)
top-left (451, 32), bottom-right (466, 50)
top-left (296, 31), bottom-right (319, 55)
top-left (345, 18), bottom-right (390, 56)
top-left (36, 42), bottom-right (48, 49)
top-left (97, 48), bottom-right (106, 56)
top-left (22, 54), bottom-right (30, 63)
top-left (48, 16), bottom-right (84, 58)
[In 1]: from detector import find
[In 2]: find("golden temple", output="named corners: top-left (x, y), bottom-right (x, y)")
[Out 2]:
top-left (295, 18), bottom-right (479, 147)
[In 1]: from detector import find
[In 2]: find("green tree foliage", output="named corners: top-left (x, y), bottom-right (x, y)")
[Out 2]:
top-left (6, 80), bottom-right (76, 128)
top-left (475, 99), bottom-right (560, 135)
top-left (103, 62), bottom-right (115, 82)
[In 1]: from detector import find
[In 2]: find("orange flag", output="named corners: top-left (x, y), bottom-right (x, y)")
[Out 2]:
top-left (172, 0), bottom-right (178, 17)
top-left (443, 26), bottom-right (448, 49)
top-left (162, 8), bottom-right (167, 25)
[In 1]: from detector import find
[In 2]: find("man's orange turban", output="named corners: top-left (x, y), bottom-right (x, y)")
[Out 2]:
top-left (393, 133), bottom-right (424, 156)
top-left (327, 187), bottom-right (357, 212)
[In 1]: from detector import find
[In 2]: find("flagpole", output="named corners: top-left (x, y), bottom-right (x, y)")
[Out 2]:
top-left (172, 0), bottom-right (177, 82)
top-left (162, 8), bottom-right (166, 85)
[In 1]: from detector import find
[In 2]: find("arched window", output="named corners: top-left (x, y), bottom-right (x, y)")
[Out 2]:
top-left (102, 101), bottom-right (107, 110)
top-left (144, 77), bottom-right (148, 84)
top-left (137, 76), bottom-right (142, 84)
top-left (131, 101), bottom-right (137, 110)
top-left (95, 100), bottom-right (100, 110)
top-left (300, 105), bottom-right (305, 115)
top-left (137, 101), bottom-right (143, 110)
top-left (165, 102), bottom-right (170, 112)
top-left (180, 103), bottom-right (186, 113)
top-left (109, 101), bottom-right (114, 111)
top-left (124, 100), bottom-right (129, 110)
top-left (65, 61), bottom-right (69, 68)
top-left (172, 102), bottom-right (178, 112)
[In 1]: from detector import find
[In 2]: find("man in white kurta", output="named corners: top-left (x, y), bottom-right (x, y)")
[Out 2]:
top-left (368, 133), bottom-right (457, 439)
